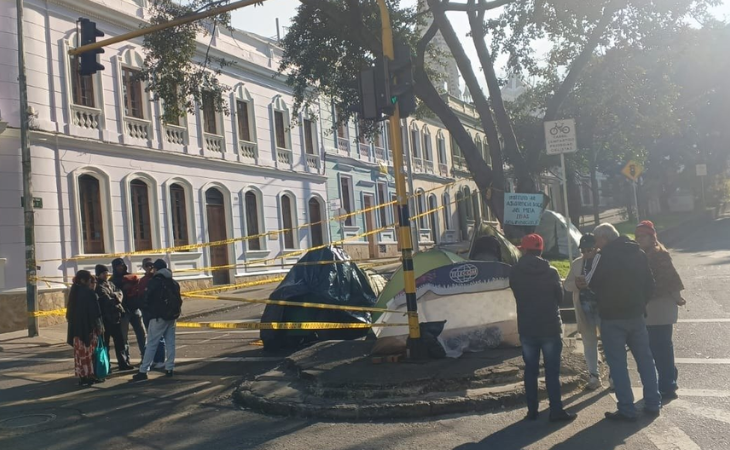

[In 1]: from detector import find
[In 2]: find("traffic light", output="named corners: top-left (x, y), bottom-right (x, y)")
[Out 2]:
top-left (78, 18), bottom-right (105, 76)
top-left (358, 66), bottom-right (379, 120)
top-left (389, 38), bottom-right (416, 118)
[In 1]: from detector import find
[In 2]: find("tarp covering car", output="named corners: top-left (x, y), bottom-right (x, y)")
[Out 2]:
top-left (260, 246), bottom-right (378, 351)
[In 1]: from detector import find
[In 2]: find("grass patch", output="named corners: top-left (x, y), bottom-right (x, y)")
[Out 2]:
top-left (546, 258), bottom-right (572, 278)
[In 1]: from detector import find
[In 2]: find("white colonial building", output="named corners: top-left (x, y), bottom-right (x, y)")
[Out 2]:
top-left (0, 0), bottom-right (329, 331)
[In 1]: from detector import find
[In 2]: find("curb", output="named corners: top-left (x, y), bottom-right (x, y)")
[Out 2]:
top-left (233, 376), bottom-right (583, 421)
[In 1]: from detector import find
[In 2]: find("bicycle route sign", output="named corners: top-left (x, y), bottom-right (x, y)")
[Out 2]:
top-left (544, 119), bottom-right (578, 155)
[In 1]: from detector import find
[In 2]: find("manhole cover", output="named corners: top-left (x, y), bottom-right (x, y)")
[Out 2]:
top-left (0, 414), bottom-right (56, 429)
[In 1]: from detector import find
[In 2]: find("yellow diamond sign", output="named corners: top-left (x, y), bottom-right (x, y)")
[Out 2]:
top-left (622, 160), bottom-right (643, 182)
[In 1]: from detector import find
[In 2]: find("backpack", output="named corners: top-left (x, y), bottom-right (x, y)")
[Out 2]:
top-left (160, 277), bottom-right (183, 321)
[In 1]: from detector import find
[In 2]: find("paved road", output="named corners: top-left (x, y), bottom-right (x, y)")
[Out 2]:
top-left (1, 217), bottom-right (729, 449)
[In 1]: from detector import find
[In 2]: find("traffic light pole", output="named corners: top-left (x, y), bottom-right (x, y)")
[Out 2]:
top-left (375, 0), bottom-right (425, 358)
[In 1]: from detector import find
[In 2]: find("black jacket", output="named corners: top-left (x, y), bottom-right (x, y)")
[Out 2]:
top-left (589, 236), bottom-right (655, 320)
top-left (67, 285), bottom-right (103, 347)
top-left (96, 279), bottom-right (125, 325)
top-left (509, 254), bottom-right (563, 338)
top-left (143, 268), bottom-right (173, 320)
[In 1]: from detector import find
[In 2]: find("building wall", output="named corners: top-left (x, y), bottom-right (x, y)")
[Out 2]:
top-left (0, 0), bottom-right (328, 297)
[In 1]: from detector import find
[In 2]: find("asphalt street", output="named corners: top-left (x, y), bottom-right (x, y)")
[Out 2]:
top-left (1, 216), bottom-right (729, 450)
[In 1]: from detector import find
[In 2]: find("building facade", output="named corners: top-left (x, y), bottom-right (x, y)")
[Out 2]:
top-left (0, 0), bottom-right (329, 331)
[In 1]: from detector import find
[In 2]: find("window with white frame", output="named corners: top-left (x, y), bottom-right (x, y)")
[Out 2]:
top-left (303, 118), bottom-right (316, 154)
top-left (443, 192), bottom-right (452, 230)
top-left (376, 182), bottom-right (388, 227)
top-left (335, 105), bottom-right (348, 139)
top-left (70, 55), bottom-right (96, 108)
top-left (244, 190), bottom-right (265, 251)
top-left (410, 124), bottom-right (421, 159)
top-left (236, 100), bottom-right (253, 142)
top-left (272, 96), bottom-right (291, 150)
top-left (339, 176), bottom-right (355, 226)
top-left (281, 194), bottom-right (298, 249)
top-left (130, 179), bottom-right (154, 251)
top-left (169, 183), bottom-right (190, 248)
top-left (122, 67), bottom-right (144, 119)
top-left (417, 190), bottom-right (427, 228)
top-left (422, 128), bottom-right (433, 162)
top-left (437, 132), bottom-right (447, 164)
top-left (202, 91), bottom-right (221, 135)
top-left (78, 174), bottom-right (106, 253)
top-left (464, 187), bottom-right (474, 220)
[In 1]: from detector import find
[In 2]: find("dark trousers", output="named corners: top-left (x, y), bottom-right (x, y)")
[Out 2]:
top-left (648, 324), bottom-right (678, 394)
top-left (520, 336), bottom-right (564, 413)
top-left (104, 322), bottom-right (130, 368)
top-left (142, 310), bottom-right (165, 364)
top-left (121, 310), bottom-right (146, 358)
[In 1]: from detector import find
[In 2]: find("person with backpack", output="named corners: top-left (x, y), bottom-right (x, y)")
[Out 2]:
top-left (132, 259), bottom-right (182, 381)
top-left (134, 258), bottom-right (165, 370)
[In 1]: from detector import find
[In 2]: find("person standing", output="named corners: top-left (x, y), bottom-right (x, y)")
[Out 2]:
top-left (96, 264), bottom-right (133, 371)
top-left (510, 234), bottom-right (576, 422)
top-left (564, 234), bottom-right (603, 390)
top-left (134, 258), bottom-right (165, 370)
top-left (635, 220), bottom-right (685, 401)
top-left (586, 223), bottom-right (660, 421)
top-left (133, 259), bottom-right (182, 381)
top-left (112, 258), bottom-right (147, 359)
top-left (67, 270), bottom-right (105, 386)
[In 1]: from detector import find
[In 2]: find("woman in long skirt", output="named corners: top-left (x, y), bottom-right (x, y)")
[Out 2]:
top-left (67, 270), bottom-right (104, 386)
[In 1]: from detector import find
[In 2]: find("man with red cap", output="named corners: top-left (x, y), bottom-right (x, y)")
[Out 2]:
top-left (510, 233), bottom-right (576, 422)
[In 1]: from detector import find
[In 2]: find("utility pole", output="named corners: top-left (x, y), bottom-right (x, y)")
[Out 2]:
top-left (16, 0), bottom-right (38, 336)
top-left (375, 0), bottom-right (424, 358)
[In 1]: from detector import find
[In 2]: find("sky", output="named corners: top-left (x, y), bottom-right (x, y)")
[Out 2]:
top-left (230, 0), bottom-right (730, 88)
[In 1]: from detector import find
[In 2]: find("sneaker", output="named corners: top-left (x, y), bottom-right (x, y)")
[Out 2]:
top-left (661, 390), bottom-right (679, 401)
top-left (132, 372), bottom-right (148, 382)
top-left (549, 410), bottom-right (577, 422)
top-left (525, 410), bottom-right (539, 421)
top-left (119, 364), bottom-right (136, 371)
top-left (604, 411), bottom-right (637, 422)
top-left (587, 375), bottom-right (602, 391)
top-left (165, 370), bottom-right (174, 378)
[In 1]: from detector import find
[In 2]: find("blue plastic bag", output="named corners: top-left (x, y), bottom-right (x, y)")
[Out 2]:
top-left (94, 337), bottom-right (110, 379)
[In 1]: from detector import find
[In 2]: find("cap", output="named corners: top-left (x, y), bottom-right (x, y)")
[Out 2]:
top-left (153, 259), bottom-right (168, 270)
top-left (635, 220), bottom-right (657, 237)
top-left (579, 233), bottom-right (596, 250)
top-left (519, 234), bottom-right (544, 252)
top-left (95, 264), bottom-right (109, 276)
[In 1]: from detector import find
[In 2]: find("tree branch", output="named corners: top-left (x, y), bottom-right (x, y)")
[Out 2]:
top-left (443, 0), bottom-right (514, 12)
top-left (544, 1), bottom-right (619, 121)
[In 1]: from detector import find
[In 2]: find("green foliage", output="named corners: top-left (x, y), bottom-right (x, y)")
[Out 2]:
top-left (140, 0), bottom-right (236, 124)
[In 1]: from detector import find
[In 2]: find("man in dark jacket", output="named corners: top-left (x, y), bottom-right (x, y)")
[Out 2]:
top-left (586, 223), bottom-right (660, 421)
top-left (112, 258), bottom-right (146, 359)
top-left (134, 258), bottom-right (165, 369)
top-left (133, 259), bottom-right (179, 381)
top-left (510, 234), bottom-right (576, 422)
top-left (95, 264), bottom-right (133, 371)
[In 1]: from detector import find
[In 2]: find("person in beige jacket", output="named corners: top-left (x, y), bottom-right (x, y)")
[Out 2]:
top-left (564, 234), bottom-right (602, 390)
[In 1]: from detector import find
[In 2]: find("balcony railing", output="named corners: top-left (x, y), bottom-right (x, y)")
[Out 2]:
top-left (413, 157), bottom-right (424, 172)
top-left (124, 116), bottom-right (151, 140)
top-left (239, 140), bottom-right (257, 161)
top-left (388, 149), bottom-right (393, 161)
top-left (277, 147), bottom-right (293, 166)
top-left (204, 133), bottom-right (224, 153)
top-left (424, 159), bottom-right (434, 174)
top-left (163, 124), bottom-right (187, 145)
top-left (306, 154), bottom-right (320, 171)
top-left (71, 104), bottom-right (101, 130)
top-left (337, 137), bottom-right (350, 154)
top-left (374, 146), bottom-right (385, 161)
top-left (358, 143), bottom-right (370, 159)
top-left (438, 162), bottom-right (449, 177)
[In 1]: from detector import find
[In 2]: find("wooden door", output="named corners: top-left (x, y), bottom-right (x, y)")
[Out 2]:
top-left (363, 195), bottom-right (377, 259)
top-left (206, 189), bottom-right (231, 285)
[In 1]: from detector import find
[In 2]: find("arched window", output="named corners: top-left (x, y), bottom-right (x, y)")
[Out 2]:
top-left (78, 174), bottom-right (105, 253)
top-left (169, 183), bottom-right (190, 247)
top-left (130, 179), bottom-right (153, 250)
top-left (442, 192), bottom-right (452, 231)
top-left (308, 197), bottom-right (325, 247)
top-left (417, 189), bottom-right (427, 228)
top-left (410, 123), bottom-right (421, 159)
top-left (428, 194), bottom-right (439, 242)
top-left (422, 127), bottom-right (433, 162)
top-left (281, 194), bottom-right (297, 249)
top-left (464, 187), bottom-right (474, 220)
top-left (244, 190), bottom-right (264, 251)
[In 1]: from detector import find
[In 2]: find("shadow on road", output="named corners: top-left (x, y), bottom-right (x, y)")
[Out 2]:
top-left (670, 217), bottom-right (730, 254)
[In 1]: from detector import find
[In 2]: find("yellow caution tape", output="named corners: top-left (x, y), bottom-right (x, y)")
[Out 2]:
top-left (30, 308), bottom-right (67, 318)
top-left (176, 321), bottom-right (407, 330)
top-left (184, 293), bottom-right (403, 314)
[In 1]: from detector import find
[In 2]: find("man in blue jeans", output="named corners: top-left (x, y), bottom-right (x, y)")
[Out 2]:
top-left (586, 223), bottom-right (661, 421)
top-left (510, 234), bottom-right (576, 422)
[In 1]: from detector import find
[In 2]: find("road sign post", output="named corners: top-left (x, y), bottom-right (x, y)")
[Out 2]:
top-left (621, 161), bottom-right (644, 222)
top-left (544, 119), bottom-right (578, 262)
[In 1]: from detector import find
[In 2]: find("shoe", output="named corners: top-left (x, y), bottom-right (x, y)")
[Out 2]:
top-left (549, 410), bottom-right (577, 422)
top-left (643, 408), bottom-right (661, 418)
top-left (525, 411), bottom-right (539, 421)
top-left (165, 370), bottom-right (174, 378)
top-left (604, 411), bottom-right (637, 422)
top-left (661, 390), bottom-right (679, 401)
top-left (91, 378), bottom-right (105, 384)
top-left (119, 365), bottom-right (135, 371)
top-left (78, 377), bottom-right (93, 386)
top-left (587, 375), bottom-right (602, 391)
top-left (132, 372), bottom-right (148, 382)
